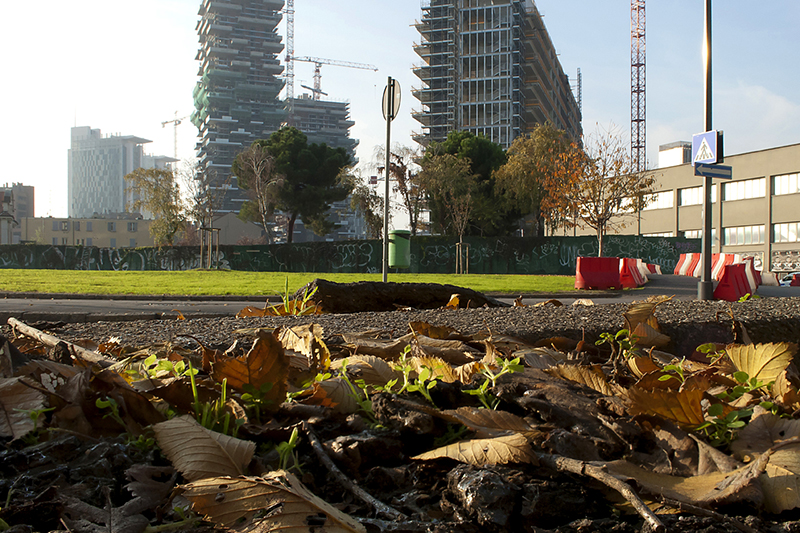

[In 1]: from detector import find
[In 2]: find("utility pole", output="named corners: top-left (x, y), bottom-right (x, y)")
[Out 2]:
top-left (698, 0), bottom-right (714, 300)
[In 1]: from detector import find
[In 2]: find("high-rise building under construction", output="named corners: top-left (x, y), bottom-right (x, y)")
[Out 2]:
top-left (412, 0), bottom-right (581, 148)
top-left (192, 0), bottom-right (286, 213)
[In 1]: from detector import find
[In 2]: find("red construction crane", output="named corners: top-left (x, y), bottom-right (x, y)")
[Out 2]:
top-left (631, 0), bottom-right (646, 174)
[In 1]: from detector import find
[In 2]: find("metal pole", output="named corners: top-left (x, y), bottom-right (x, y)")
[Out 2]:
top-left (382, 76), bottom-right (393, 283)
top-left (698, 0), bottom-right (714, 300)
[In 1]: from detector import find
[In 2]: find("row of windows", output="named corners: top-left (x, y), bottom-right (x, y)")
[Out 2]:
top-left (50, 237), bottom-right (136, 248)
top-left (675, 173), bottom-right (799, 206)
top-left (643, 191), bottom-right (674, 210)
top-left (683, 229), bottom-right (717, 240)
top-left (774, 222), bottom-right (800, 243)
top-left (723, 225), bottom-right (766, 246)
top-left (49, 221), bottom-right (138, 232)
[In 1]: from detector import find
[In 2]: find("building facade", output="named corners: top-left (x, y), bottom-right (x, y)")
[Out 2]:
top-left (0, 183), bottom-right (34, 244)
top-left (192, 0), bottom-right (286, 214)
top-left (291, 95), bottom-right (358, 157)
top-left (594, 142), bottom-right (800, 273)
top-left (412, 0), bottom-right (581, 148)
top-left (20, 214), bottom-right (154, 248)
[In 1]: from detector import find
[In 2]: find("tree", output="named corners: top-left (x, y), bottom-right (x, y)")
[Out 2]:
top-left (175, 160), bottom-right (228, 246)
top-left (417, 153), bottom-right (478, 243)
top-left (494, 124), bottom-right (582, 237)
top-left (232, 142), bottom-right (283, 244)
top-left (423, 131), bottom-right (515, 236)
top-left (567, 125), bottom-right (656, 257)
top-left (264, 127), bottom-right (353, 243)
top-left (374, 145), bottom-right (426, 236)
top-left (338, 170), bottom-right (384, 239)
top-left (125, 167), bottom-right (186, 247)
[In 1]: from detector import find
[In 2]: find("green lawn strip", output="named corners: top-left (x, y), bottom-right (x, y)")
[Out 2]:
top-left (0, 270), bottom-right (578, 296)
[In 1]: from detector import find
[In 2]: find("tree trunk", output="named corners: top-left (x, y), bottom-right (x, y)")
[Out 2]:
top-left (287, 213), bottom-right (298, 244)
top-left (293, 279), bottom-right (509, 314)
top-left (597, 227), bottom-right (605, 257)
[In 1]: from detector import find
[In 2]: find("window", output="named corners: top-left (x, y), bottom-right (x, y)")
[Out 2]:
top-left (52, 237), bottom-right (58, 245)
top-left (61, 237), bottom-right (68, 245)
top-left (642, 191), bottom-right (673, 211)
top-left (683, 229), bottom-right (717, 241)
top-left (679, 185), bottom-right (717, 206)
top-left (76, 238), bottom-right (85, 245)
top-left (129, 238), bottom-right (136, 247)
top-left (74, 221), bottom-right (80, 231)
top-left (60, 221), bottom-right (69, 231)
top-left (722, 178), bottom-right (766, 201)
top-left (642, 232), bottom-right (674, 237)
top-left (723, 225), bottom-right (765, 245)
top-left (110, 238), bottom-right (117, 248)
top-left (127, 222), bottom-right (137, 232)
top-left (773, 222), bottom-right (800, 243)
top-left (86, 221), bottom-right (93, 232)
top-left (52, 221), bottom-right (59, 231)
top-left (773, 173), bottom-right (800, 196)
top-left (86, 237), bottom-right (93, 246)
top-left (108, 222), bottom-right (116, 232)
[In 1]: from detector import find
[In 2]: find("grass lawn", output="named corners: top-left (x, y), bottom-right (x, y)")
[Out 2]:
top-left (0, 269), bottom-right (577, 296)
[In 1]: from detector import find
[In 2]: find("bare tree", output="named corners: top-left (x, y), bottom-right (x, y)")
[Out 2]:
top-left (567, 125), bottom-right (656, 257)
top-left (338, 169), bottom-right (384, 239)
top-left (374, 145), bottom-right (426, 236)
top-left (232, 143), bottom-right (284, 244)
top-left (418, 153), bottom-right (476, 243)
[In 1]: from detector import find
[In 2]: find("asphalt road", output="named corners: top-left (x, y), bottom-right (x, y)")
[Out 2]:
top-left (1, 274), bottom-right (798, 323)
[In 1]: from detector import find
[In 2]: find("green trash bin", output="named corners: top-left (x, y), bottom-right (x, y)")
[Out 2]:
top-left (388, 229), bottom-right (411, 269)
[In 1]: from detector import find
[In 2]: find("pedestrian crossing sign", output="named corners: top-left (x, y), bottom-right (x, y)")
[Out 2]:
top-left (692, 130), bottom-right (719, 165)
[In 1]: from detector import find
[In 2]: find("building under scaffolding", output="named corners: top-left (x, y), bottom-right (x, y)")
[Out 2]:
top-left (412, 0), bottom-right (581, 148)
top-left (290, 95), bottom-right (358, 158)
top-left (192, 0), bottom-right (286, 213)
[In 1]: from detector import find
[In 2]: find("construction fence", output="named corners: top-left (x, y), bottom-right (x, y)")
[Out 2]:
top-left (0, 235), bottom-right (700, 275)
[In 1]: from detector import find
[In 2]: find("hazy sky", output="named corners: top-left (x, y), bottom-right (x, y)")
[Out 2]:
top-left (3, 0), bottom-right (799, 219)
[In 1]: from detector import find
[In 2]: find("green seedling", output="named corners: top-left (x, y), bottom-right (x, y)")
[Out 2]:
top-left (715, 370), bottom-right (771, 403)
top-left (337, 360), bottom-right (378, 424)
top-left (596, 329), bottom-right (641, 360)
top-left (406, 366), bottom-right (438, 408)
top-left (275, 427), bottom-right (303, 473)
top-left (241, 382), bottom-right (275, 422)
top-left (698, 343), bottom-right (727, 365)
top-left (464, 357), bottom-right (523, 409)
top-left (96, 396), bottom-right (126, 429)
top-left (698, 403), bottom-right (752, 447)
top-left (658, 357), bottom-right (688, 384)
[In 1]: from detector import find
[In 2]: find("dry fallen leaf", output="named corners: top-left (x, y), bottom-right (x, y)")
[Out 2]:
top-left (0, 376), bottom-right (47, 440)
top-left (731, 406), bottom-right (800, 461)
top-left (183, 471), bottom-right (366, 532)
top-left (279, 324), bottom-right (331, 374)
top-left (726, 342), bottom-right (796, 388)
top-left (331, 355), bottom-right (399, 388)
top-left (412, 433), bottom-right (538, 466)
top-left (153, 415), bottom-right (255, 482)
top-left (443, 406), bottom-right (539, 439)
top-left (627, 387), bottom-right (706, 428)
top-left (760, 441), bottom-right (800, 513)
top-left (300, 378), bottom-right (360, 414)
top-left (545, 364), bottom-right (622, 396)
top-left (212, 331), bottom-right (288, 409)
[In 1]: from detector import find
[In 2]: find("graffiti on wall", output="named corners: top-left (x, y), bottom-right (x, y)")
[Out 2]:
top-left (0, 235), bottom-right (696, 274)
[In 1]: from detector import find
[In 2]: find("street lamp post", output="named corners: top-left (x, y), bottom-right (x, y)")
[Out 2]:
top-left (698, 0), bottom-right (714, 300)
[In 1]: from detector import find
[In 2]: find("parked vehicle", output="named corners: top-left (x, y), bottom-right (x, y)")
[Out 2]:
top-left (779, 272), bottom-right (800, 287)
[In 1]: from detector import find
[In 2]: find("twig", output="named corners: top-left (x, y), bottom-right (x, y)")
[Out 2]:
top-left (536, 453), bottom-right (665, 533)
top-left (8, 317), bottom-right (114, 367)
top-left (660, 498), bottom-right (758, 533)
top-left (302, 421), bottom-right (407, 521)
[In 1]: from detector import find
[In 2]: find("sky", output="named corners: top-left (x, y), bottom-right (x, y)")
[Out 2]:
top-left (3, 0), bottom-right (799, 219)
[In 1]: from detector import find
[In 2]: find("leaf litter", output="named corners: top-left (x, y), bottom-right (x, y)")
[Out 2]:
top-left (1, 295), bottom-right (800, 532)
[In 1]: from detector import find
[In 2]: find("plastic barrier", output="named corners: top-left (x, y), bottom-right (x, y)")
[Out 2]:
top-left (636, 259), bottom-right (650, 282)
top-left (575, 256), bottom-right (621, 290)
top-left (674, 254), bottom-right (688, 275)
top-left (682, 253), bottom-right (701, 277)
top-left (714, 264), bottom-right (751, 302)
top-left (740, 257), bottom-right (760, 294)
top-left (712, 253), bottom-right (738, 281)
top-left (620, 258), bottom-right (645, 288)
top-left (691, 255), bottom-right (703, 278)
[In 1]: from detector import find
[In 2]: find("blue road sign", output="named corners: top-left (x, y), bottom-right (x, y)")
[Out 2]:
top-left (692, 130), bottom-right (718, 165)
top-left (694, 162), bottom-right (732, 179)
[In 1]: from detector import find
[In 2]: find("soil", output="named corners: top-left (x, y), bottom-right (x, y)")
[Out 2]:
top-left (2, 296), bottom-right (800, 533)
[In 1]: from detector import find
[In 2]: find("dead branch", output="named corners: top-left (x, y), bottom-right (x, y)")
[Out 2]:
top-left (302, 421), bottom-right (407, 521)
top-left (8, 317), bottom-right (115, 367)
top-left (660, 498), bottom-right (758, 533)
top-left (536, 453), bottom-right (665, 533)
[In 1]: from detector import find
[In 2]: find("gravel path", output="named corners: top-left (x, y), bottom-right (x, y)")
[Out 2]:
top-left (12, 296), bottom-right (799, 357)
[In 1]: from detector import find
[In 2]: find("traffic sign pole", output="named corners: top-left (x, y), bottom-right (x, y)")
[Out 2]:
top-left (699, 0), bottom-right (714, 301)
top-left (381, 77), bottom-right (400, 283)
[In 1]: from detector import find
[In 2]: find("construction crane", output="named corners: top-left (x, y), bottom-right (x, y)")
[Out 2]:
top-left (284, 0), bottom-right (295, 122)
top-left (631, 0), bottom-right (646, 174)
top-left (292, 56), bottom-right (378, 101)
top-left (161, 111), bottom-right (190, 159)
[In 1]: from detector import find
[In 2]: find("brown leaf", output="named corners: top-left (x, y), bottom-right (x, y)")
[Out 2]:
top-left (634, 371), bottom-right (681, 391)
top-left (731, 406), bottom-right (800, 461)
top-left (516, 347), bottom-right (567, 370)
top-left (726, 342), bottom-right (796, 388)
top-left (761, 441), bottom-right (800, 513)
top-left (443, 406), bottom-right (539, 439)
top-left (183, 471), bottom-right (366, 532)
top-left (545, 364), bottom-right (621, 396)
top-left (300, 378), bottom-right (360, 414)
top-left (631, 322), bottom-right (670, 348)
top-left (443, 294), bottom-right (460, 309)
top-left (408, 322), bottom-right (461, 340)
top-left (627, 356), bottom-right (661, 379)
top-left (0, 377), bottom-right (47, 440)
top-left (452, 361), bottom-right (483, 384)
top-left (627, 387), bottom-right (706, 428)
top-left (331, 356), bottom-right (399, 388)
top-left (153, 415), bottom-right (255, 482)
top-left (412, 433), bottom-right (538, 466)
top-left (212, 331), bottom-right (288, 409)
top-left (278, 324), bottom-right (331, 374)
